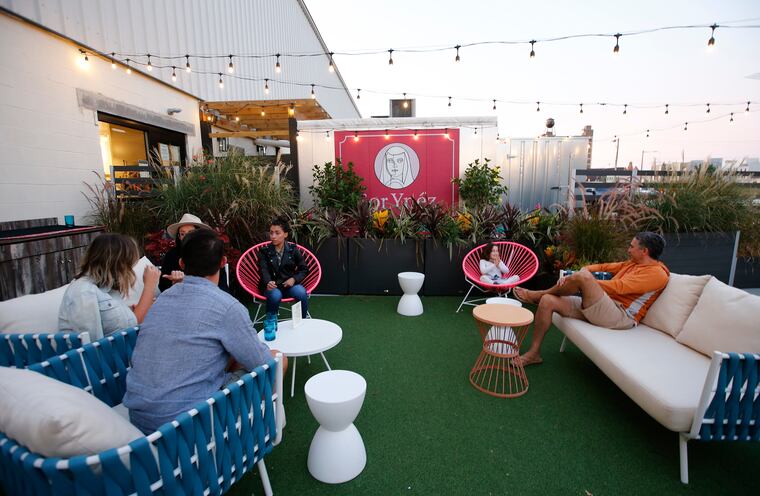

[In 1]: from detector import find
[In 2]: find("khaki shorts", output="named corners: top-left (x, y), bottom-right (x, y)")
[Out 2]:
top-left (567, 294), bottom-right (636, 330)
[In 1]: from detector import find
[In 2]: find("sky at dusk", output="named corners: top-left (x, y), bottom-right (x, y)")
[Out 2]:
top-left (305, 0), bottom-right (760, 168)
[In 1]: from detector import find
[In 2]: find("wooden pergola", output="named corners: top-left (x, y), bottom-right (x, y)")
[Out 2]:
top-left (203, 99), bottom-right (331, 139)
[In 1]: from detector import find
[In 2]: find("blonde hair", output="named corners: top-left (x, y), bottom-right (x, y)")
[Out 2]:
top-left (76, 233), bottom-right (139, 296)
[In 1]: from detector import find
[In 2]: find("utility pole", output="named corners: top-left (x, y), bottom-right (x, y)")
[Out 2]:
top-left (613, 136), bottom-right (620, 168)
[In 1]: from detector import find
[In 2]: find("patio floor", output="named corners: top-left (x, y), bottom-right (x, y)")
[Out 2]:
top-left (230, 295), bottom-right (759, 495)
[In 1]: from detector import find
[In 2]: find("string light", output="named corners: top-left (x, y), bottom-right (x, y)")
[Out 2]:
top-left (665, 104), bottom-right (669, 115)
top-left (125, 59), bottom-right (131, 74)
top-left (218, 74), bottom-right (224, 88)
top-left (403, 93), bottom-right (408, 108)
top-left (311, 84), bottom-right (316, 99)
top-left (228, 55), bottom-right (234, 73)
top-left (536, 101), bottom-right (540, 112)
top-left (706, 103), bottom-right (711, 113)
top-left (146, 54), bottom-right (152, 71)
top-left (613, 33), bottom-right (621, 54)
top-left (454, 45), bottom-right (461, 62)
top-left (623, 104), bottom-right (627, 115)
top-left (385, 129), bottom-right (390, 139)
top-left (288, 102), bottom-right (295, 116)
top-left (448, 96), bottom-right (452, 107)
top-left (325, 131), bottom-right (331, 140)
top-left (729, 113), bottom-right (734, 123)
top-left (353, 131), bottom-right (359, 142)
top-left (444, 128), bottom-right (450, 138)
top-left (111, 53), bottom-right (116, 69)
top-left (707, 23), bottom-right (718, 50)
top-left (264, 79), bottom-right (270, 94)
top-left (261, 110), bottom-right (265, 117)
top-left (474, 127), bottom-right (478, 136)
top-left (185, 55), bottom-right (191, 73)
top-left (328, 52), bottom-right (335, 72)
top-left (646, 129), bottom-right (650, 138)
top-left (275, 53), bottom-right (281, 73)
top-left (492, 99), bottom-right (497, 111)
top-left (579, 103), bottom-right (584, 114)
top-left (235, 116), bottom-right (240, 122)
top-left (356, 88), bottom-right (361, 100)
top-left (413, 129), bottom-right (419, 140)
top-left (79, 49), bottom-right (88, 63)
top-left (529, 40), bottom-right (536, 58)
top-left (684, 122), bottom-right (688, 131)
top-left (388, 49), bottom-right (394, 65)
top-left (746, 101), bottom-right (751, 113)
top-left (171, 66), bottom-right (177, 82)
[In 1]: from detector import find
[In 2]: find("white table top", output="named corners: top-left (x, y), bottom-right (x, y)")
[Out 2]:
top-left (485, 297), bottom-right (523, 307)
top-left (305, 370), bottom-right (366, 403)
top-left (257, 318), bottom-right (342, 357)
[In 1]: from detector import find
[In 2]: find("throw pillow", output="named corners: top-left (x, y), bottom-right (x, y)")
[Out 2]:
top-left (0, 367), bottom-right (143, 458)
top-left (0, 284), bottom-right (69, 333)
top-left (641, 273), bottom-right (712, 338)
top-left (676, 278), bottom-right (760, 356)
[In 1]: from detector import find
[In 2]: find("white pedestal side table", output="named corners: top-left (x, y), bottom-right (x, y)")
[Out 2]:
top-left (305, 370), bottom-right (367, 484)
top-left (257, 319), bottom-right (342, 397)
top-left (397, 272), bottom-right (425, 316)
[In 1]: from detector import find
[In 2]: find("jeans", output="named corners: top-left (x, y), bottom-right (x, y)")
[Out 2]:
top-left (266, 284), bottom-right (309, 317)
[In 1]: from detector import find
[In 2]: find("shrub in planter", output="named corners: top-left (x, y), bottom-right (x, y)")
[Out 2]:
top-left (452, 158), bottom-right (508, 210)
top-left (309, 159), bottom-right (366, 212)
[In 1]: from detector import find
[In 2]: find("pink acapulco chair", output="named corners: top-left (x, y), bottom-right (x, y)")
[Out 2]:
top-left (237, 242), bottom-right (322, 324)
top-left (456, 241), bottom-right (539, 312)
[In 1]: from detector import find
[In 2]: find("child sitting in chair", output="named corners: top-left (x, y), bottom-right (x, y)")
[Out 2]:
top-left (479, 243), bottom-right (520, 285)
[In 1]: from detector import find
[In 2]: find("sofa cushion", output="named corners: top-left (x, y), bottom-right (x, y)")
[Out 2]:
top-left (641, 273), bottom-right (712, 338)
top-left (0, 367), bottom-right (143, 458)
top-left (676, 278), bottom-right (760, 357)
top-left (553, 314), bottom-right (710, 432)
top-left (0, 284), bottom-right (69, 333)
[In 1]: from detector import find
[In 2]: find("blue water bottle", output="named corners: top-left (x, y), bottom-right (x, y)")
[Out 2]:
top-left (264, 314), bottom-right (277, 341)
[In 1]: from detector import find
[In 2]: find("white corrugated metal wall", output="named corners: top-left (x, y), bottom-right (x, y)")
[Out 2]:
top-left (1, 0), bottom-right (360, 119)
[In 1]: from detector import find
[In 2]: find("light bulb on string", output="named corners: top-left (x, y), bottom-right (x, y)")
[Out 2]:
top-left (474, 127), bottom-right (478, 137)
top-left (261, 110), bottom-right (266, 117)
top-left (706, 103), bottom-right (711, 114)
top-left (746, 101), bottom-right (751, 114)
top-left (579, 103), bottom-right (584, 114)
top-left (646, 129), bottom-right (650, 138)
top-left (448, 96), bottom-right (452, 107)
top-left (264, 79), bottom-right (269, 94)
top-left (444, 128), bottom-right (449, 139)
top-left (684, 122), bottom-right (688, 131)
top-left (125, 59), bottom-right (131, 74)
top-left (353, 131), bottom-right (359, 142)
top-left (328, 52), bottom-right (335, 72)
top-left (403, 93), bottom-right (408, 108)
top-left (492, 99), bottom-right (497, 111)
top-left (185, 55), bottom-right (191, 73)
top-left (356, 88), bottom-right (361, 100)
top-left (288, 103), bottom-right (295, 117)
top-left (218, 74), bottom-right (224, 89)
top-left (227, 55), bottom-right (234, 73)
top-left (613, 33), bottom-right (621, 54)
top-left (384, 129), bottom-right (390, 140)
top-left (171, 66), bottom-right (177, 82)
top-left (665, 104), bottom-right (669, 115)
top-left (310, 84), bottom-right (316, 99)
top-left (413, 129), bottom-right (419, 140)
top-left (623, 104), bottom-right (627, 115)
top-left (529, 40), bottom-right (536, 58)
top-left (536, 101), bottom-right (541, 112)
top-left (707, 23), bottom-right (717, 51)
top-left (111, 53), bottom-right (116, 69)
top-left (79, 49), bottom-right (88, 63)
top-left (275, 54), bottom-right (281, 73)
top-left (729, 113), bottom-right (734, 123)
top-left (388, 49), bottom-right (394, 65)
top-left (146, 54), bottom-right (152, 71)
top-left (325, 131), bottom-right (331, 141)
top-left (454, 45), bottom-right (461, 62)
top-left (235, 116), bottom-right (240, 122)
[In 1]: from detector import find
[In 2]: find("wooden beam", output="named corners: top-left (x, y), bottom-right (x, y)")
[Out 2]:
top-left (210, 131), bottom-right (290, 138)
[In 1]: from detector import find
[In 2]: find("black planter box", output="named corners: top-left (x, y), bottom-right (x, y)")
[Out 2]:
top-left (422, 240), bottom-right (474, 296)
top-left (660, 232), bottom-right (738, 284)
top-left (302, 238), bottom-right (349, 295)
top-left (733, 257), bottom-right (760, 289)
top-left (348, 239), bottom-right (422, 295)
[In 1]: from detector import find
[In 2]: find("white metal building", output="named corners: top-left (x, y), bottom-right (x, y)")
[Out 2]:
top-left (0, 0), bottom-right (359, 223)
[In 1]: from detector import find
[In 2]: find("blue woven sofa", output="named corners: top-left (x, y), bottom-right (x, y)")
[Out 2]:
top-left (0, 332), bottom-right (89, 368)
top-left (0, 327), bottom-right (285, 495)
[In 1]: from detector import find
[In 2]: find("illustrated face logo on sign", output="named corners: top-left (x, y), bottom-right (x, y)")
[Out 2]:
top-left (374, 143), bottom-right (420, 189)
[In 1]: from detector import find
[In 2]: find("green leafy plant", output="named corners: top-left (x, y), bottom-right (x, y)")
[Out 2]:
top-left (452, 158), bottom-right (508, 210)
top-left (309, 159), bottom-right (366, 211)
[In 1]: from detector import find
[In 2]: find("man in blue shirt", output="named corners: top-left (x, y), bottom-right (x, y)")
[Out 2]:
top-left (124, 229), bottom-right (279, 434)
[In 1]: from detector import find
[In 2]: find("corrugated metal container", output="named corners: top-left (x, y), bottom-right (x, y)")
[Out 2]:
top-left (0, 0), bottom-right (359, 118)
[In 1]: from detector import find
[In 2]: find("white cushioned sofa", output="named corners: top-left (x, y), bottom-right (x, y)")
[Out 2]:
top-left (553, 273), bottom-right (760, 484)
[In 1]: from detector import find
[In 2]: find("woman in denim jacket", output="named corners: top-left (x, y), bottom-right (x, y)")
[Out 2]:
top-left (59, 234), bottom-right (160, 339)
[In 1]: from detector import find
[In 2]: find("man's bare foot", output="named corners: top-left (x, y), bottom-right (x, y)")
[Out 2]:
top-left (513, 287), bottom-right (541, 305)
top-left (514, 353), bottom-right (543, 367)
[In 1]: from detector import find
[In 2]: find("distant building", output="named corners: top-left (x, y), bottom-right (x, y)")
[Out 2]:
top-left (687, 158), bottom-right (723, 170)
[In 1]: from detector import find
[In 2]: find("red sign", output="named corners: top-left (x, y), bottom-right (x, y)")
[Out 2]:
top-left (334, 129), bottom-right (460, 209)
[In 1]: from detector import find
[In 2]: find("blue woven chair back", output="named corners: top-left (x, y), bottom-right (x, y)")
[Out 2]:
top-left (0, 326), bottom-right (282, 496)
top-left (0, 332), bottom-right (87, 368)
top-left (699, 352), bottom-right (760, 442)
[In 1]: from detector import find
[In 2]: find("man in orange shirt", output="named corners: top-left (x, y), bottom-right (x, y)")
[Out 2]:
top-left (513, 232), bottom-right (669, 366)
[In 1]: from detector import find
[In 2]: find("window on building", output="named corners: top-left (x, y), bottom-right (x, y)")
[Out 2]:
top-left (217, 137), bottom-right (229, 152)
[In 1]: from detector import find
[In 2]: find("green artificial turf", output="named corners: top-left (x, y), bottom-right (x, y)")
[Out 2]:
top-left (230, 296), bottom-right (759, 496)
